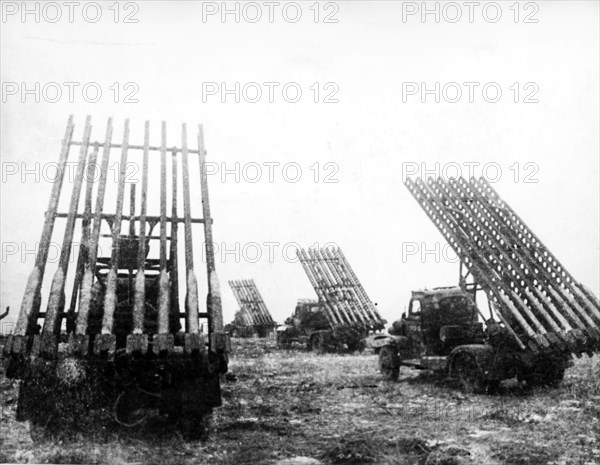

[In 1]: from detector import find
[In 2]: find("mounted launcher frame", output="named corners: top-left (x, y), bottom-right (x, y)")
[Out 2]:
top-left (394, 176), bottom-right (600, 386)
top-left (3, 116), bottom-right (230, 432)
top-left (226, 279), bottom-right (276, 337)
top-left (287, 247), bottom-right (385, 351)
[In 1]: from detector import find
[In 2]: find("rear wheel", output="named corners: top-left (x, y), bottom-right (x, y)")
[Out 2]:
top-left (486, 379), bottom-right (501, 395)
top-left (379, 346), bottom-right (400, 381)
top-left (28, 420), bottom-right (66, 442)
top-left (357, 339), bottom-right (366, 353)
top-left (346, 338), bottom-right (365, 353)
top-left (179, 412), bottom-right (213, 440)
top-left (520, 366), bottom-right (566, 388)
top-left (453, 353), bottom-right (485, 394)
top-left (544, 368), bottom-right (565, 387)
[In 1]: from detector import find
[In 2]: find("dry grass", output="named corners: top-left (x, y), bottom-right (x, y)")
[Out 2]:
top-left (1, 338), bottom-right (599, 464)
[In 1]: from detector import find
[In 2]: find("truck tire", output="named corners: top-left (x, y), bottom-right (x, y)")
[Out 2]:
top-left (309, 333), bottom-right (324, 353)
top-left (29, 422), bottom-right (51, 442)
top-left (379, 346), bottom-right (400, 381)
top-left (346, 338), bottom-right (365, 353)
top-left (520, 367), bottom-right (566, 388)
top-left (276, 331), bottom-right (291, 349)
top-left (179, 412), bottom-right (213, 440)
top-left (453, 353), bottom-right (485, 394)
top-left (544, 368), bottom-right (566, 387)
top-left (357, 339), bottom-right (366, 353)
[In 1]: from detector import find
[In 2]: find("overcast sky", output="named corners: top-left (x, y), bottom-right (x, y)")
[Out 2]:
top-left (1, 1), bottom-right (598, 331)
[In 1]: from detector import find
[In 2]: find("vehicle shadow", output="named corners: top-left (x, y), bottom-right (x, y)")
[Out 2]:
top-left (403, 369), bottom-right (533, 397)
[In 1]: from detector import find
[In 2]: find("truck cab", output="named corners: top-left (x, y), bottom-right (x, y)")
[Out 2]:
top-left (277, 299), bottom-right (367, 352)
top-left (277, 299), bottom-right (329, 348)
top-left (376, 286), bottom-right (573, 392)
top-left (376, 287), bottom-right (486, 382)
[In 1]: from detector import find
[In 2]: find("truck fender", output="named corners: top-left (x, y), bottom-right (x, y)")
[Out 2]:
top-left (447, 344), bottom-right (496, 379)
top-left (370, 334), bottom-right (406, 349)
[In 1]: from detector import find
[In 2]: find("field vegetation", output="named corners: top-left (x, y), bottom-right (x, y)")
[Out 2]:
top-left (1, 338), bottom-right (598, 464)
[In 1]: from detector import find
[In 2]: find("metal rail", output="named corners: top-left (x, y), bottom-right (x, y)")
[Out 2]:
top-left (5, 117), bottom-right (228, 360)
top-left (296, 247), bottom-right (385, 331)
top-left (228, 279), bottom-right (275, 329)
top-left (405, 177), bottom-right (600, 355)
top-left (12, 116), bottom-right (75, 352)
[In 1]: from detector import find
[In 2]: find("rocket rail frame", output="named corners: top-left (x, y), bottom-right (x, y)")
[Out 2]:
top-left (228, 279), bottom-right (276, 333)
top-left (405, 176), bottom-right (600, 356)
top-left (297, 247), bottom-right (385, 332)
top-left (4, 115), bottom-right (229, 362)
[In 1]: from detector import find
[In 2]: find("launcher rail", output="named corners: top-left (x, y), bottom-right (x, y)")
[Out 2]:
top-left (4, 115), bottom-right (229, 361)
top-left (228, 279), bottom-right (275, 335)
top-left (297, 247), bottom-right (385, 331)
top-left (405, 176), bottom-right (600, 356)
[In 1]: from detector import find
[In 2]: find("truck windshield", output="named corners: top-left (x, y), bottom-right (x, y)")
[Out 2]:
top-left (410, 300), bottom-right (421, 316)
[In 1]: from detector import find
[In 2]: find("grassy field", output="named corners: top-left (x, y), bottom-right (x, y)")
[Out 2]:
top-left (1, 338), bottom-right (599, 464)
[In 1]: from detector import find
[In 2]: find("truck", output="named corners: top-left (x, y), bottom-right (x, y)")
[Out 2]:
top-left (225, 279), bottom-right (277, 338)
top-left (276, 298), bottom-right (349, 351)
top-left (375, 177), bottom-right (600, 392)
top-left (277, 247), bottom-right (386, 352)
top-left (3, 116), bottom-right (230, 437)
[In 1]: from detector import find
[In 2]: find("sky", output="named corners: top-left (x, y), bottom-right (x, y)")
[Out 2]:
top-left (1, 1), bottom-right (599, 332)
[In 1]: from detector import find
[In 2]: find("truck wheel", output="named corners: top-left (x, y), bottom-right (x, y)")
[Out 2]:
top-left (29, 422), bottom-right (49, 442)
top-left (346, 338), bottom-right (366, 353)
top-left (487, 380), bottom-right (501, 395)
top-left (179, 412), bottom-right (213, 440)
top-left (453, 353), bottom-right (485, 394)
top-left (521, 367), bottom-right (566, 388)
top-left (379, 346), bottom-right (400, 381)
top-left (276, 332), bottom-right (289, 349)
top-left (544, 368), bottom-right (566, 387)
top-left (309, 334), bottom-right (324, 353)
top-left (357, 339), bottom-right (366, 353)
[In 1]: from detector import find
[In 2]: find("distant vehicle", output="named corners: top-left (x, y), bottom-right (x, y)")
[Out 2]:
top-left (225, 279), bottom-right (276, 338)
top-left (276, 298), bottom-right (363, 351)
top-left (277, 247), bottom-right (386, 352)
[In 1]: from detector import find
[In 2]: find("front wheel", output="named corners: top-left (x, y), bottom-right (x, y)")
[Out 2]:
top-left (308, 333), bottom-right (324, 353)
top-left (453, 353), bottom-right (485, 394)
top-left (379, 346), bottom-right (400, 381)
